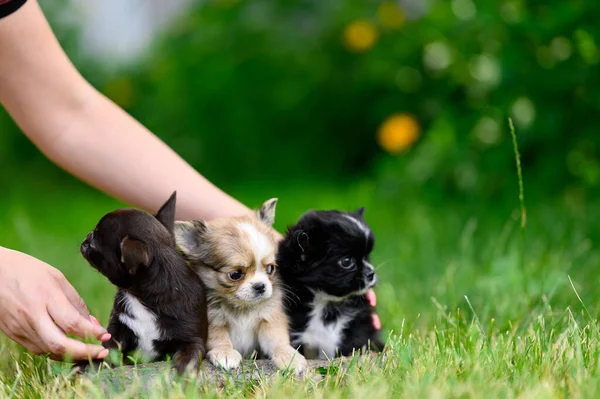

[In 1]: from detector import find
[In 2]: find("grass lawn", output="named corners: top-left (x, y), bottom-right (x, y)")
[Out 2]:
top-left (1, 174), bottom-right (599, 398)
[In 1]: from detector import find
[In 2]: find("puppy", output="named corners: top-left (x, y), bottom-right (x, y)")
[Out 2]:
top-left (174, 199), bottom-right (307, 373)
top-left (75, 192), bottom-right (208, 375)
top-left (277, 208), bottom-right (383, 359)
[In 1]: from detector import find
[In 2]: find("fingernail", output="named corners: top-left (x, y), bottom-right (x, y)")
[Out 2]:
top-left (90, 316), bottom-right (108, 335)
top-left (97, 349), bottom-right (109, 359)
top-left (372, 314), bottom-right (382, 331)
top-left (100, 333), bottom-right (112, 342)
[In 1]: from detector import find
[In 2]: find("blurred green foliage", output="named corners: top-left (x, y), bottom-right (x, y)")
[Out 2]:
top-left (2, 0), bottom-right (600, 202)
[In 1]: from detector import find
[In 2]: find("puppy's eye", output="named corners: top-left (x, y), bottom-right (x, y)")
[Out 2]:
top-left (339, 257), bottom-right (356, 269)
top-left (227, 270), bottom-right (245, 281)
top-left (266, 264), bottom-right (275, 275)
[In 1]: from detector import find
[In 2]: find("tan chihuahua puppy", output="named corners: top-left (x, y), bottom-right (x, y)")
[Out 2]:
top-left (174, 199), bottom-right (307, 373)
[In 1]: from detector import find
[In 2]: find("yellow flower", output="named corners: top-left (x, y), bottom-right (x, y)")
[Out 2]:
top-left (103, 78), bottom-right (135, 108)
top-left (343, 20), bottom-right (378, 53)
top-left (377, 113), bottom-right (420, 154)
top-left (377, 2), bottom-right (405, 30)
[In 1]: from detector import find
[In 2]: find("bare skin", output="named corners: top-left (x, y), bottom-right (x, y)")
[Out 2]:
top-left (0, 0), bottom-right (378, 362)
top-left (0, 248), bottom-right (111, 360)
top-left (0, 0), bottom-right (249, 222)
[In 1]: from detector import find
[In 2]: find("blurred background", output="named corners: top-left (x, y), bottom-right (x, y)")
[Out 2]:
top-left (1, 0), bottom-right (599, 336)
top-left (4, 0), bottom-right (600, 199)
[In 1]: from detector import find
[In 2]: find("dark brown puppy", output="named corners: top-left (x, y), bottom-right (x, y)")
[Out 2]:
top-left (75, 192), bottom-right (208, 375)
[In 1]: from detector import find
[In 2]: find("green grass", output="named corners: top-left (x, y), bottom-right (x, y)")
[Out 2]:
top-left (1, 171), bottom-right (599, 398)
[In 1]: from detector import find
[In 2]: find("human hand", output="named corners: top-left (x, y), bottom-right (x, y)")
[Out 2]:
top-left (0, 247), bottom-right (111, 361)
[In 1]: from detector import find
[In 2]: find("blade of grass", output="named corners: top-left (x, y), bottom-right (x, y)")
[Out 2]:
top-left (509, 117), bottom-right (526, 229)
top-left (568, 275), bottom-right (595, 325)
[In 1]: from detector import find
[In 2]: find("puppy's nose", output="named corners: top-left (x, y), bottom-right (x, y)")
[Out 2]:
top-left (81, 232), bottom-right (94, 254)
top-left (365, 269), bottom-right (375, 281)
top-left (253, 283), bottom-right (266, 295)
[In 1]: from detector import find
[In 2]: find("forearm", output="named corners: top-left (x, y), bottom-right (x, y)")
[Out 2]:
top-left (0, 0), bottom-right (250, 221)
top-left (27, 90), bottom-right (250, 221)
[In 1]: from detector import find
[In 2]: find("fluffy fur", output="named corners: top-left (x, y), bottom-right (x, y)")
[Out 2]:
top-left (174, 199), bottom-right (307, 373)
top-left (75, 192), bottom-right (208, 375)
top-left (277, 208), bottom-right (384, 359)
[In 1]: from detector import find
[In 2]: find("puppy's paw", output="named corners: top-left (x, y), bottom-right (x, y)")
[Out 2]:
top-left (72, 359), bottom-right (103, 375)
top-left (207, 348), bottom-right (242, 370)
top-left (173, 342), bottom-right (205, 376)
top-left (272, 346), bottom-right (308, 375)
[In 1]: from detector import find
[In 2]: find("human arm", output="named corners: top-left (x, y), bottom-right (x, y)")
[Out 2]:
top-left (0, 0), bottom-right (250, 221)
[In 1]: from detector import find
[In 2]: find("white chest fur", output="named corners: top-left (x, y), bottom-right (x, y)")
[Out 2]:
top-left (210, 300), bottom-right (276, 358)
top-left (118, 292), bottom-right (162, 362)
top-left (227, 313), bottom-right (260, 357)
top-left (293, 295), bottom-right (354, 359)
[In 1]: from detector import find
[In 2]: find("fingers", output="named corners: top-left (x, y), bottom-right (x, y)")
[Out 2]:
top-left (366, 288), bottom-right (377, 307)
top-left (0, 322), bottom-right (45, 355)
top-left (51, 270), bottom-right (90, 318)
top-left (90, 316), bottom-right (112, 342)
top-left (52, 272), bottom-right (111, 340)
top-left (16, 339), bottom-right (45, 356)
top-left (365, 289), bottom-right (381, 330)
top-left (372, 314), bottom-right (382, 331)
top-left (48, 347), bottom-right (109, 362)
top-left (46, 293), bottom-right (107, 341)
top-left (35, 315), bottom-right (108, 361)
top-left (0, 304), bottom-right (46, 355)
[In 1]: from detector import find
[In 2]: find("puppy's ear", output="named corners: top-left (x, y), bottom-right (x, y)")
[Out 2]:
top-left (354, 207), bottom-right (365, 218)
top-left (155, 191), bottom-right (177, 233)
top-left (257, 198), bottom-right (278, 226)
top-left (293, 230), bottom-right (310, 255)
top-left (174, 220), bottom-right (209, 256)
top-left (120, 236), bottom-right (150, 275)
top-left (290, 211), bottom-right (325, 254)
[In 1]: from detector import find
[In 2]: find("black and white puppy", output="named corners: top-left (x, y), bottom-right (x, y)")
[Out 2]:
top-left (75, 192), bottom-right (208, 375)
top-left (277, 208), bottom-right (383, 359)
